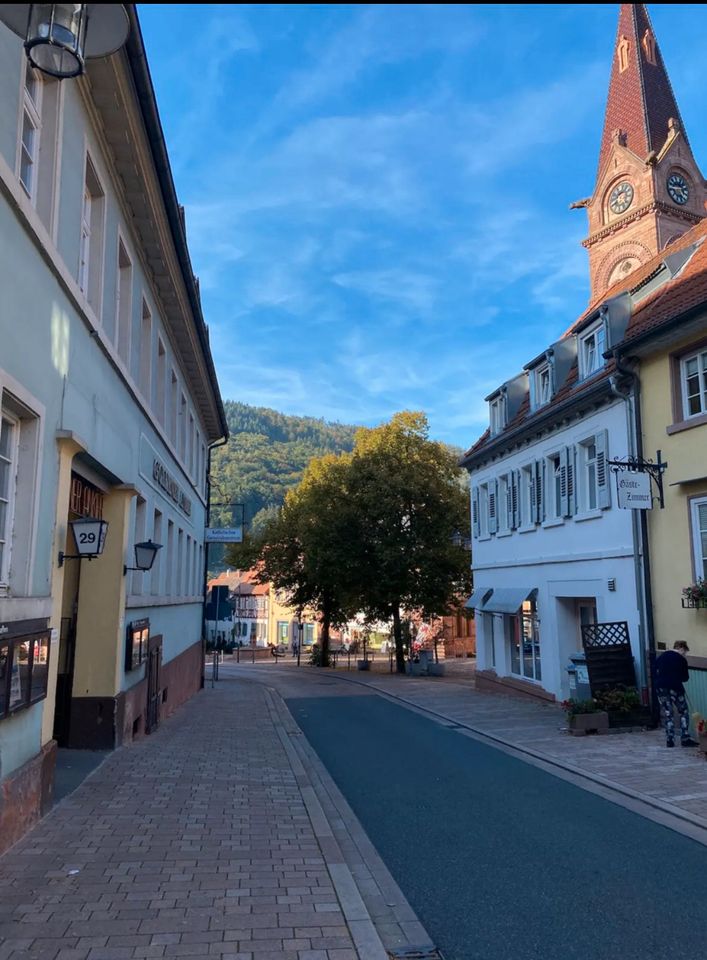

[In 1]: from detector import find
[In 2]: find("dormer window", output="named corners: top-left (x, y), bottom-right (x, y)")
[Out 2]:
top-left (532, 363), bottom-right (552, 409)
top-left (489, 395), bottom-right (506, 435)
top-left (579, 323), bottom-right (606, 380)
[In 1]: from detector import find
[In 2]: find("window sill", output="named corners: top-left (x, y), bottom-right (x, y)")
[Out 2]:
top-left (542, 518), bottom-right (564, 529)
top-left (496, 529), bottom-right (512, 538)
top-left (667, 413), bottom-right (707, 436)
top-left (477, 534), bottom-right (492, 542)
top-left (574, 509), bottom-right (602, 522)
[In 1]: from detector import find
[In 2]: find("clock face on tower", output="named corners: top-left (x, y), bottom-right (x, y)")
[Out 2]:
top-left (667, 173), bottom-right (689, 205)
top-left (609, 181), bottom-right (634, 215)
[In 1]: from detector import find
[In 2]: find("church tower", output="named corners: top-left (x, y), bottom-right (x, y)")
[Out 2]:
top-left (580, 4), bottom-right (707, 300)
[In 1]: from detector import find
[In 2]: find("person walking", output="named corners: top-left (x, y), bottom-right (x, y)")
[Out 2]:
top-left (654, 641), bottom-right (698, 748)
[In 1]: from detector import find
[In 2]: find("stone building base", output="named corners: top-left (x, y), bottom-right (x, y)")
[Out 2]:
top-left (476, 668), bottom-right (556, 703)
top-left (0, 740), bottom-right (57, 857)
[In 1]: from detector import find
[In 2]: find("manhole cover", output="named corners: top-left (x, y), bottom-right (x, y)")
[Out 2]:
top-left (388, 949), bottom-right (444, 959)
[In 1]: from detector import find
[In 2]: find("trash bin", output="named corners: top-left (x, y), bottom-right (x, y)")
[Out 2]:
top-left (567, 652), bottom-right (591, 701)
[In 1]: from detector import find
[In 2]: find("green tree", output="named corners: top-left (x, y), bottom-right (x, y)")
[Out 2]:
top-left (346, 412), bottom-right (471, 673)
top-left (225, 453), bottom-right (358, 665)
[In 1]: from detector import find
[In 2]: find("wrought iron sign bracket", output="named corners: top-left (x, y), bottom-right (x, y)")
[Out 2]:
top-left (607, 450), bottom-right (668, 509)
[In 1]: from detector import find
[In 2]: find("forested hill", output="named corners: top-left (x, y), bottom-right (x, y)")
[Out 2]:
top-left (209, 401), bottom-right (359, 533)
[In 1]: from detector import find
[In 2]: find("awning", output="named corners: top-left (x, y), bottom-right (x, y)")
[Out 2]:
top-left (481, 587), bottom-right (537, 615)
top-left (465, 587), bottom-right (493, 610)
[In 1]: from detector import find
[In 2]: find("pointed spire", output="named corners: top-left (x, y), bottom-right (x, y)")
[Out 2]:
top-left (596, 4), bottom-right (687, 177)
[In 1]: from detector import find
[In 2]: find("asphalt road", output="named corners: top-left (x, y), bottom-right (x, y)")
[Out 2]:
top-left (286, 692), bottom-right (707, 960)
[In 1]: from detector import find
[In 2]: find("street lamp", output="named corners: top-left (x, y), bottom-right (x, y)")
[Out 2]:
top-left (124, 539), bottom-right (162, 576)
top-left (451, 530), bottom-right (472, 551)
top-left (0, 5), bottom-right (130, 80)
top-left (58, 516), bottom-right (108, 566)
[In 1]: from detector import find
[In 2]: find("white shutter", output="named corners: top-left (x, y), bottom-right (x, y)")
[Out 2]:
top-left (535, 460), bottom-right (544, 523)
top-left (559, 447), bottom-right (569, 518)
top-left (472, 486), bottom-right (480, 538)
top-left (511, 470), bottom-right (520, 529)
top-left (596, 430), bottom-right (610, 509)
top-left (506, 476), bottom-right (514, 530)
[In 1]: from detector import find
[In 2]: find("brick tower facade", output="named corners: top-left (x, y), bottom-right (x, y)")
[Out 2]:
top-left (581, 4), bottom-right (706, 300)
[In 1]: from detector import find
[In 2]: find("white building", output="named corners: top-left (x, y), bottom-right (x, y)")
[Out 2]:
top-left (0, 6), bottom-right (227, 851)
top-left (461, 299), bottom-right (646, 703)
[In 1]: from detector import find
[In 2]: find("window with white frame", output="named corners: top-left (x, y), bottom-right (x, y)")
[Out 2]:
top-left (547, 453), bottom-right (563, 520)
top-left (489, 396), bottom-right (505, 435)
top-left (580, 439), bottom-right (598, 511)
top-left (681, 349), bottom-right (707, 418)
top-left (116, 238), bottom-right (132, 365)
top-left (532, 364), bottom-right (552, 409)
top-left (479, 484), bottom-right (489, 538)
top-left (139, 299), bottom-right (152, 399)
top-left (579, 323), bottom-right (606, 379)
top-left (78, 156), bottom-right (105, 316)
top-left (691, 497), bottom-right (707, 581)
top-left (0, 412), bottom-right (19, 587)
top-left (19, 63), bottom-right (41, 200)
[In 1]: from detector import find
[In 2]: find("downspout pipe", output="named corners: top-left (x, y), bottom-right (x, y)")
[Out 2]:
top-left (608, 352), bottom-right (658, 721)
top-left (201, 435), bottom-right (229, 688)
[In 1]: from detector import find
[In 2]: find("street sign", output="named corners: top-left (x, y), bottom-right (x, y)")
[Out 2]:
top-left (616, 470), bottom-right (652, 510)
top-left (205, 527), bottom-right (243, 543)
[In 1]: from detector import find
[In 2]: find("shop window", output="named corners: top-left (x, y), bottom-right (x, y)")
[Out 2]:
top-left (0, 628), bottom-right (50, 720)
top-left (509, 599), bottom-right (541, 682)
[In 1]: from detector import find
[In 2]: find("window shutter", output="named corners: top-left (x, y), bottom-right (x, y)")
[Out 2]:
top-left (567, 445), bottom-right (577, 516)
top-left (596, 429), bottom-right (610, 509)
top-left (472, 486), bottom-right (480, 538)
top-left (559, 447), bottom-right (569, 518)
top-left (509, 473), bottom-right (517, 530)
top-left (489, 479), bottom-right (498, 534)
top-left (535, 460), bottom-right (544, 523)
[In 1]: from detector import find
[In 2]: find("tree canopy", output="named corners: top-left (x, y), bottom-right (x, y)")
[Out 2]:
top-left (226, 411), bottom-right (471, 671)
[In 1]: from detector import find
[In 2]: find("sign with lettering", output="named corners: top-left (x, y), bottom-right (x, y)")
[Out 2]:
top-left (153, 459), bottom-right (192, 516)
top-left (616, 470), bottom-right (652, 510)
top-left (70, 473), bottom-right (104, 519)
top-left (205, 527), bottom-right (243, 543)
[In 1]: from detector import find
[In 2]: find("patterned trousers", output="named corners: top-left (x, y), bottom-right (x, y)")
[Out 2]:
top-left (656, 688), bottom-right (689, 743)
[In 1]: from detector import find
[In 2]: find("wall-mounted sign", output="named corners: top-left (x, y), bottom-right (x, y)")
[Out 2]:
top-left (205, 527), bottom-right (243, 544)
top-left (153, 459), bottom-right (192, 517)
top-left (126, 618), bottom-right (150, 672)
top-left (70, 472), bottom-right (104, 519)
top-left (616, 470), bottom-right (652, 510)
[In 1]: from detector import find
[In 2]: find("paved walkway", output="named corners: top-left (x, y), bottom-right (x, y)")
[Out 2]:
top-left (0, 682), bottom-right (408, 960)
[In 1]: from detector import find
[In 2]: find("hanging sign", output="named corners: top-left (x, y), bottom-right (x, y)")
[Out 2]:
top-left (205, 527), bottom-right (243, 544)
top-left (616, 470), bottom-right (652, 509)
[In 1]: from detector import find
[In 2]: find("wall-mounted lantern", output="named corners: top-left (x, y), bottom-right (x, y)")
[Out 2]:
top-left (0, 4), bottom-right (129, 80)
top-left (124, 539), bottom-right (162, 577)
top-left (58, 516), bottom-right (108, 566)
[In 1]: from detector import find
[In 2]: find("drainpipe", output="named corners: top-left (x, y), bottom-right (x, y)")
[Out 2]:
top-left (608, 355), bottom-right (657, 718)
top-left (201, 435), bottom-right (229, 688)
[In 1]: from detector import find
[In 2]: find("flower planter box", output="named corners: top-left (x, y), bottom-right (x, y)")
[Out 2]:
top-left (568, 711), bottom-right (609, 736)
top-left (427, 663), bottom-right (445, 677)
top-left (698, 733), bottom-right (707, 757)
top-left (606, 707), bottom-right (652, 730)
top-left (357, 659), bottom-right (370, 671)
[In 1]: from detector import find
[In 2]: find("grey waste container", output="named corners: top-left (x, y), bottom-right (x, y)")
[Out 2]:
top-left (567, 652), bottom-right (592, 701)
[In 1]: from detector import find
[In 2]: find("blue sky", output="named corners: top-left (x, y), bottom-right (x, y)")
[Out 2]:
top-left (137, 4), bottom-right (707, 447)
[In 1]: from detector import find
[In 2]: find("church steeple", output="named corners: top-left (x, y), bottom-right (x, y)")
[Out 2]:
top-left (581, 4), bottom-right (706, 300)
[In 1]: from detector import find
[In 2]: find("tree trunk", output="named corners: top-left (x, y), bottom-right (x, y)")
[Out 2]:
top-left (392, 605), bottom-right (405, 674)
top-left (319, 602), bottom-right (331, 667)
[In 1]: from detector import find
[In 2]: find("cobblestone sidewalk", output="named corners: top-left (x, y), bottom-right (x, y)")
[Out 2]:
top-left (0, 683), bottom-right (396, 960)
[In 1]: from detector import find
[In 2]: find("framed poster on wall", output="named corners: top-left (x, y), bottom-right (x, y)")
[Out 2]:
top-left (126, 619), bottom-right (150, 672)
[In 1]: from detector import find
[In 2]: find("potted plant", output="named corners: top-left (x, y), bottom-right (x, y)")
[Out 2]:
top-left (357, 626), bottom-right (371, 670)
top-left (594, 686), bottom-right (648, 728)
top-left (427, 623), bottom-right (445, 677)
top-left (561, 698), bottom-right (609, 736)
top-left (682, 579), bottom-right (707, 609)
top-left (694, 714), bottom-right (707, 756)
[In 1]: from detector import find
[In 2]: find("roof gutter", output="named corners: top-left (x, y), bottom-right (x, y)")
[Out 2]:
top-left (124, 7), bottom-right (228, 442)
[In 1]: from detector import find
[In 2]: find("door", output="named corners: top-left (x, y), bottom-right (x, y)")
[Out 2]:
top-left (53, 614), bottom-right (76, 745)
top-left (145, 635), bottom-right (162, 734)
